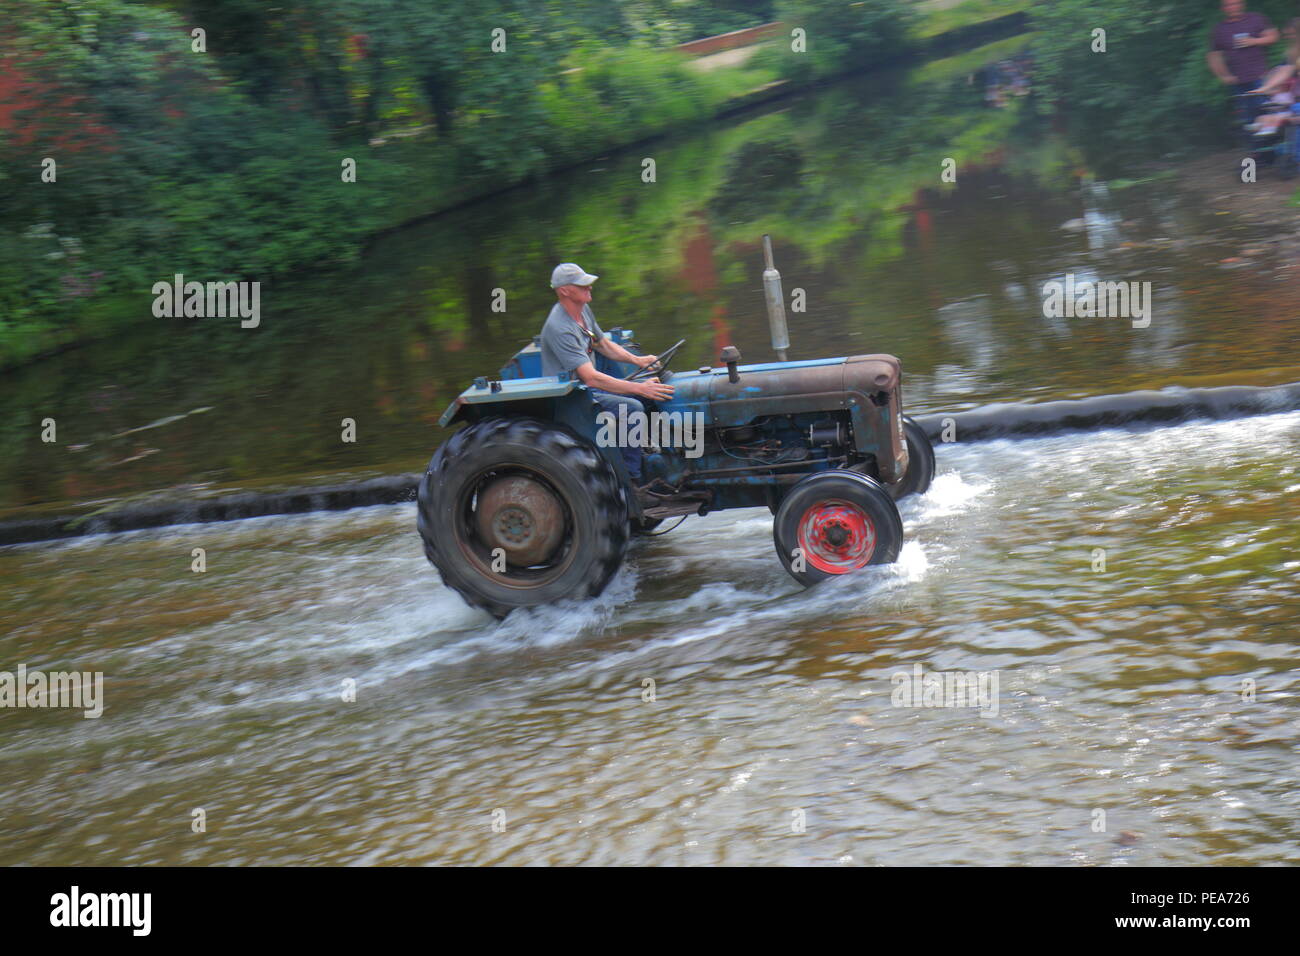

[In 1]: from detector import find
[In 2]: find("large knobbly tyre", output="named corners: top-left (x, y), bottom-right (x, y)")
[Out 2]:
top-left (773, 470), bottom-right (903, 586)
top-left (417, 417), bottom-right (629, 618)
top-left (888, 416), bottom-right (936, 501)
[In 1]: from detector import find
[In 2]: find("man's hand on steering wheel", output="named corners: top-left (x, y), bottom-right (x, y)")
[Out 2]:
top-left (625, 339), bottom-right (685, 382)
top-left (622, 338), bottom-right (685, 400)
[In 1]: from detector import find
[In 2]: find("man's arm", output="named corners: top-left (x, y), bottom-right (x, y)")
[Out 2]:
top-left (1243, 27), bottom-right (1280, 48)
top-left (574, 361), bottom-right (673, 401)
top-left (1255, 14), bottom-right (1280, 49)
top-left (1208, 50), bottom-right (1236, 83)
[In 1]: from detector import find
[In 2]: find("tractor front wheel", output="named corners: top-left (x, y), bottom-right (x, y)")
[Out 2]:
top-left (773, 471), bottom-right (903, 586)
top-left (888, 416), bottom-right (936, 501)
top-left (417, 417), bottom-right (629, 618)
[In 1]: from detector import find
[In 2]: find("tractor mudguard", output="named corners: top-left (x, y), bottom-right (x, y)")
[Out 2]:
top-left (438, 376), bottom-right (579, 428)
top-left (438, 378), bottom-right (640, 516)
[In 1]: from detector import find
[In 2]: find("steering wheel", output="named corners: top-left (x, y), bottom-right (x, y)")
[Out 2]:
top-left (625, 339), bottom-right (686, 381)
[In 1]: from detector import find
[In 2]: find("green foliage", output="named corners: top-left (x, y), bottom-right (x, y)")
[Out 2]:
top-left (0, 0), bottom-right (400, 362)
top-left (538, 45), bottom-right (760, 164)
top-left (603, 0), bottom-right (777, 45)
top-left (761, 0), bottom-right (919, 82)
top-left (910, 30), bottom-right (1034, 85)
top-left (915, 0), bottom-right (1029, 40)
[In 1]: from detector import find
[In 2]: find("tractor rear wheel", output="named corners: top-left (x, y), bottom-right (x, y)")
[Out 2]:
top-left (773, 471), bottom-right (903, 586)
top-left (888, 416), bottom-right (936, 501)
top-left (417, 417), bottom-right (629, 618)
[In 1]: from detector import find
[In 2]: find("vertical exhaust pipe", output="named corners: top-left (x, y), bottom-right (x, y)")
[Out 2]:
top-left (762, 234), bottom-right (790, 362)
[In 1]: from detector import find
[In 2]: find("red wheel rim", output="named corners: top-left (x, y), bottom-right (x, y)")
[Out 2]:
top-left (796, 498), bottom-right (876, 573)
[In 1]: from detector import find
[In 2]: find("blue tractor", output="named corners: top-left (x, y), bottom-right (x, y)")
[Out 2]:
top-left (418, 332), bottom-right (935, 617)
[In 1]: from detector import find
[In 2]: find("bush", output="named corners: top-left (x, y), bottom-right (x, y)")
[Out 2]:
top-left (0, 0), bottom-right (398, 362)
top-left (761, 0), bottom-right (920, 83)
top-left (538, 45), bottom-right (747, 164)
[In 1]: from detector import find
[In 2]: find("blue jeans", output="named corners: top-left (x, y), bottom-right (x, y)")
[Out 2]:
top-left (590, 389), bottom-right (645, 481)
top-left (1233, 82), bottom-right (1266, 126)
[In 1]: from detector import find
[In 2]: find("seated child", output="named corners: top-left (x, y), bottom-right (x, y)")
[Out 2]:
top-left (1249, 59), bottom-right (1300, 134)
top-left (1250, 19), bottom-right (1300, 134)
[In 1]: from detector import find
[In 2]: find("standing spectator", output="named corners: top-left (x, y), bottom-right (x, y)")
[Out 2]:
top-left (1208, 0), bottom-right (1279, 126)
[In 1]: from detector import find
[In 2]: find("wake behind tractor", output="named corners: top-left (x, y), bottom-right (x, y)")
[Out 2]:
top-left (418, 241), bottom-right (934, 617)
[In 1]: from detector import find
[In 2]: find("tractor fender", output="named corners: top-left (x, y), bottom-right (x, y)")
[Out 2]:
top-left (438, 376), bottom-right (580, 428)
top-left (438, 378), bottom-right (641, 517)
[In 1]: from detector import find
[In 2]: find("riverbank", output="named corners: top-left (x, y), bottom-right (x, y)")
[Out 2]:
top-left (2, 1), bottom-right (1031, 371)
top-left (1101, 149), bottom-right (1300, 283)
top-left (1177, 150), bottom-right (1300, 245)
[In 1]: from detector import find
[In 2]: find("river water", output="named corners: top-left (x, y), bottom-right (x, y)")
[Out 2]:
top-left (3, 410), bottom-right (1297, 864)
top-left (2, 38), bottom-right (1298, 865)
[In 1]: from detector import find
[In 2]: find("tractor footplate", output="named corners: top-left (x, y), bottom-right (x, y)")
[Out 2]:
top-left (641, 500), bottom-right (707, 520)
top-left (637, 487), bottom-right (710, 520)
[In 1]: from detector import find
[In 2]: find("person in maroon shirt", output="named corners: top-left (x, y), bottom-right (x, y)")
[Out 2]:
top-left (1208, 0), bottom-right (1279, 125)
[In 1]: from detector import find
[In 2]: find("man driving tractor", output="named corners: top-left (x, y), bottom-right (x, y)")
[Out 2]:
top-left (539, 263), bottom-right (674, 482)
top-left (418, 256), bottom-right (932, 617)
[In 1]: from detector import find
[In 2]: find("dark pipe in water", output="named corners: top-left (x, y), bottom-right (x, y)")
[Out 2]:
top-left (911, 382), bottom-right (1300, 442)
top-left (1, 381), bottom-right (1296, 547)
top-left (0, 474), bottom-right (421, 547)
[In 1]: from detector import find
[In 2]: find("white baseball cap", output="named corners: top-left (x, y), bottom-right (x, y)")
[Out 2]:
top-left (550, 262), bottom-right (599, 288)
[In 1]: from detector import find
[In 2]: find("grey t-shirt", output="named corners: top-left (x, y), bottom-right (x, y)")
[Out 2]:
top-left (539, 302), bottom-right (604, 378)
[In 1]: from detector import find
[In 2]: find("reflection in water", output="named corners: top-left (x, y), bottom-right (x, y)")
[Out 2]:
top-left (1, 411), bottom-right (1296, 865)
top-left (1082, 180), bottom-right (1123, 251)
top-left (938, 295), bottom-right (998, 372)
